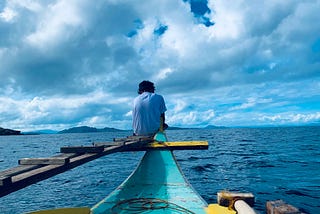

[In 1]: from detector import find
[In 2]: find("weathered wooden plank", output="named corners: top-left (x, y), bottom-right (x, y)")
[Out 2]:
top-left (19, 157), bottom-right (70, 165)
top-left (0, 176), bottom-right (12, 186)
top-left (0, 140), bottom-right (143, 197)
top-left (12, 164), bottom-right (61, 183)
top-left (95, 139), bottom-right (153, 148)
top-left (0, 165), bottom-right (42, 178)
top-left (52, 153), bottom-right (78, 158)
top-left (113, 137), bottom-right (129, 142)
top-left (93, 142), bottom-right (124, 147)
top-left (114, 135), bottom-right (153, 142)
top-left (60, 145), bottom-right (105, 153)
top-left (266, 200), bottom-right (303, 214)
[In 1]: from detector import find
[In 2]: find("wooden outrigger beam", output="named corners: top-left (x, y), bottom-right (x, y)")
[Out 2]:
top-left (0, 136), bottom-right (208, 198)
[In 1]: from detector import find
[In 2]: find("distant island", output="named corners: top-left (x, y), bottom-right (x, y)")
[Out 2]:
top-left (58, 125), bottom-right (227, 134)
top-left (204, 125), bottom-right (227, 129)
top-left (58, 126), bottom-right (126, 134)
top-left (0, 125), bottom-right (228, 136)
top-left (3, 124), bottom-right (317, 135)
top-left (167, 125), bottom-right (226, 130)
top-left (0, 127), bottom-right (21, 135)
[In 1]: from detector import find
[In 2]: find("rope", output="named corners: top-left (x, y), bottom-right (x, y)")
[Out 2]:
top-left (111, 197), bottom-right (196, 214)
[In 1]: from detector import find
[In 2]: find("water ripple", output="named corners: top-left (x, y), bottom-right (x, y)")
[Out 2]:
top-left (0, 127), bottom-right (319, 214)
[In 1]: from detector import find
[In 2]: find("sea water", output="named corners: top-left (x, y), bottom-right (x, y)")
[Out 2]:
top-left (0, 127), bottom-right (319, 214)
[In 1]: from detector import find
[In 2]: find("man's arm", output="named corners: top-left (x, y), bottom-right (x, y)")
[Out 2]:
top-left (160, 113), bottom-right (168, 131)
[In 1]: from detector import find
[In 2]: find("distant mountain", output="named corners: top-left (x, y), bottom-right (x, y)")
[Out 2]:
top-left (166, 126), bottom-right (193, 130)
top-left (58, 126), bottom-right (124, 134)
top-left (59, 126), bottom-right (97, 133)
top-left (100, 127), bottom-right (124, 132)
top-left (0, 127), bottom-right (21, 135)
top-left (167, 125), bottom-right (227, 130)
top-left (204, 125), bottom-right (227, 129)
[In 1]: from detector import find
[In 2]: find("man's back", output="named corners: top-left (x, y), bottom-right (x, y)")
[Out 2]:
top-left (133, 92), bottom-right (166, 135)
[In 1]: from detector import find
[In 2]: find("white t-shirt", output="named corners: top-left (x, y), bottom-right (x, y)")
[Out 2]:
top-left (133, 92), bottom-right (167, 135)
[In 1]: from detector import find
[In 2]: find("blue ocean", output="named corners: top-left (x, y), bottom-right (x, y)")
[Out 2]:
top-left (0, 127), bottom-right (319, 213)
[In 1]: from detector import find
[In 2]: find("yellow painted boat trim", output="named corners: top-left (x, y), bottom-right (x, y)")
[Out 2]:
top-left (26, 207), bottom-right (91, 214)
top-left (147, 141), bottom-right (208, 147)
top-left (205, 204), bottom-right (237, 214)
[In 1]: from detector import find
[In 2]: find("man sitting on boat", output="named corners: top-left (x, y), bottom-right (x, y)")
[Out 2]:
top-left (132, 80), bottom-right (168, 136)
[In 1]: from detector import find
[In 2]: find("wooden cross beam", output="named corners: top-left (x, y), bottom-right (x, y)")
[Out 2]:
top-left (0, 137), bottom-right (208, 198)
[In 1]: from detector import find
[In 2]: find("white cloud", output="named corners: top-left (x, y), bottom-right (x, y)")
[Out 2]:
top-left (25, 0), bottom-right (85, 50)
top-left (230, 97), bottom-right (272, 111)
top-left (261, 112), bottom-right (320, 124)
top-left (172, 99), bottom-right (187, 113)
top-left (167, 109), bottom-right (215, 127)
top-left (0, 7), bottom-right (17, 22)
top-left (154, 67), bottom-right (175, 81)
top-left (230, 98), bottom-right (256, 111)
top-left (208, 0), bottom-right (245, 40)
top-left (125, 111), bottom-right (132, 118)
top-left (0, 0), bottom-right (319, 130)
top-left (0, 90), bottom-right (133, 131)
top-left (7, 0), bottom-right (43, 12)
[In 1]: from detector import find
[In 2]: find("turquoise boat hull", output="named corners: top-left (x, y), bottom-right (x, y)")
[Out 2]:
top-left (91, 135), bottom-right (208, 213)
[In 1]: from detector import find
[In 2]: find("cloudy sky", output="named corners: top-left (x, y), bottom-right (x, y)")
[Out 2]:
top-left (0, 0), bottom-right (319, 131)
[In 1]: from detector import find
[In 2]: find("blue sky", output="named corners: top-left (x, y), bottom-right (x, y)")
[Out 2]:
top-left (0, 0), bottom-right (319, 131)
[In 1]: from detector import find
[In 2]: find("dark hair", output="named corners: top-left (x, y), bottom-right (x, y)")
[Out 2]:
top-left (138, 80), bottom-right (155, 94)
